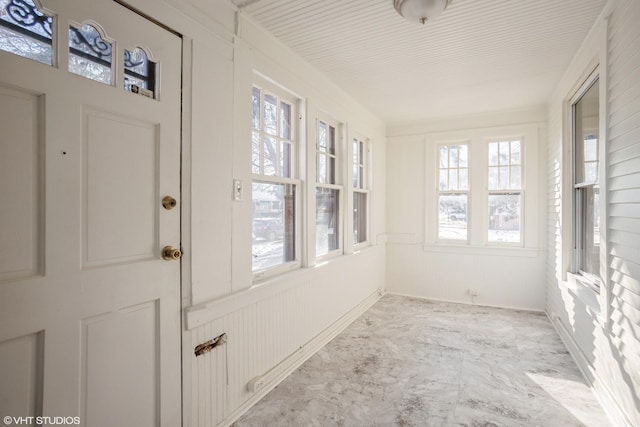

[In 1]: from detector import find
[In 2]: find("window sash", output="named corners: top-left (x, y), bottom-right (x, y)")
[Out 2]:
top-left (571, 74), bottom-right (600, 289)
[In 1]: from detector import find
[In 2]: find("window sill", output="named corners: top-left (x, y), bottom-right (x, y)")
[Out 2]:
top-left (422, 243), bottom-right (539, 258)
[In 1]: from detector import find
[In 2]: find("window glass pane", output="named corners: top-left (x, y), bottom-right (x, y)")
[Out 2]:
top-left (353, 164), bottom-right (358, 187)
top-left (328, 125), bottom-right (336, 155)
top-left (68, 23), bottom-right (112, 84)
top-left (353, 192), bottom-right (367, 244)
top-left (449, 169), bottom-right (458, 190)
top-left (488, 193), bottom-right (521, 243)
top-left (263, 93), bottom-right (277, 135)
top-left (579, 186), bottom-right (600, 277)
top-left (439, 169), bottom-right (448, 191)
top-left (281, 141), bottom-right (291, 178)
top-left (459, 169), bottom-right (468, 190)
top-left (280, 101), bottom-right (291, 140)
top-left (318, 153), bottom-right (327, 183)
top-left (124, 47), bottom-right (155, 98)
top-left (449, 146), bottom-right (459, 168)
top-left (457, 145), bottom-right (467, 167)
top-left (328, 156), bottom-right (336, 184)
top-left (438, 194), bottom-right (467, 241)
top-left (359, 165), bottom-right (364, 189)
top-left (510, 166), bottom-right (521, 189)
top-left (499, 141), bottom-right (509, 165)
top-left (488, 167), bottom-right (499, 190)
top-left (574, 79), bottom-right (599, 184)
top-left (316, 187), bottom-right (340, 256)
top-left (499, 166), bottom-right (509, 189)
top-left (318, 121), bottom-right (327, 151)
top-left (0, 0), bottom-right (53, 65)
top-left (439, 146), bottom-right (448, 168)
top-left (252, 131), bottom-right (260, 174)
top-left (488, 142), bottom-right (498, 166)
top-left (511, 140), bottom-right (521, 165)
top-left (252, 182), bottom-right (296, 272)
top-left (263, 136), bottom-right (276, 176)
top-left (252, 87), bottom-right (261, 129)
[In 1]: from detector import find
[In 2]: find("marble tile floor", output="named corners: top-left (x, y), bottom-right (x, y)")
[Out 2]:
top-left (235, 294), bottom-right (612, 427)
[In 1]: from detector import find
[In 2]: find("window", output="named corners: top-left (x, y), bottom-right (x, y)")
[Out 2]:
top-left (488, 139), bottom-right (522, 243)
top-left (68, 22), bottom-right (113, 85)
top-left (353, 137), bottom-right (368, 245)
top-left (0, 0), bottom-right (53, 65)
top-left (572, 75), bottom-right (600, 289)
top-left (438, 143), bottom-right (469, 241)
top-left (251, 84), bottom-right (299, 275)
top-left (124, 47), bottom-right (156, 98)
top-left (316, 119), bottom-right (341, 257)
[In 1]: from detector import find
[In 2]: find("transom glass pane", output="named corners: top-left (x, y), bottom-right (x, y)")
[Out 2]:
top-left (124, 47), bottom-right (156, 98)
top-left (68, 23), bottom-right (112, 85)
top-left (0, 0), bottom-right (53, 65)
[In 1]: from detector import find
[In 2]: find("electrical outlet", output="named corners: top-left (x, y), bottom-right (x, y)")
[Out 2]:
top-left (467, 289), bottom-right (478, 297)
top-left (247, 375), bottom-right (265, 393)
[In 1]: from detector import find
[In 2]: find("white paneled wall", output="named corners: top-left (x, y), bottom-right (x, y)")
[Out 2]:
top-left (546, 0), bottom-right (640, 425)
top-left (187, 248), bottom-right (385, 426)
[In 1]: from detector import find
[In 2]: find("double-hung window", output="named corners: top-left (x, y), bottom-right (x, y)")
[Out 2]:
top-left (316, 118), bottom-right (342, 257)
top-left (487, 139), bottom-right (523, 243)
top-left (251, 84), bottom-right (300, 275)
top-left (571, 75), bottom-right (600, 290)
top-left (438, 143), bottom-right (469, 241)
top-left (352, 137), bottom-right (368, 246)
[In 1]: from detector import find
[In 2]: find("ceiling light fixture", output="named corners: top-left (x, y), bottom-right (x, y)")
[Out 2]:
top-left (393, 0), bottom-right (451, 25)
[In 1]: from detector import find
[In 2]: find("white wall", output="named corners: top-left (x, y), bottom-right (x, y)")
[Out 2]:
top-left (386, 109), bottom-right (547, 311)
top-left (546, 0), bottom-right (640, 425)
top-left (119, 1), bottom-right (387, 426)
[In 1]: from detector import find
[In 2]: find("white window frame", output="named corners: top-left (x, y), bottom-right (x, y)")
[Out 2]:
top-left (352, 135), bottom-right (369, 248)
top-left (315, 116), bottom-right (343, 260)
top-left (251, 80), bottom-right (302, 280)
top-left (486, 138), bottom-right (524, 246)
top-left (436, 141), bottom-right (470, 244)
top-left (569, 70), bottom-right (601, 293)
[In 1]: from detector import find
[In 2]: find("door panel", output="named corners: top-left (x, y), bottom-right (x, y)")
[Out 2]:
top-left (0, 0), bottom-right (182, 425)
top-left (0, 85), bottom-right (43, 282)
top-left (83, 108), bottom-right (159, 267)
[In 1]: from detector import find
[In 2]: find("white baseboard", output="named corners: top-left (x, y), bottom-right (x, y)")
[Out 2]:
top-left (547, 311), bottom-right (633, 427)
top-left (219, 288), bottom-right (383, 427)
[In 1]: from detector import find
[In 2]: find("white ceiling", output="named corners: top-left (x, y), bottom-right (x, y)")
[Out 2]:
top-left (232, 0), bottom-right (606, 125)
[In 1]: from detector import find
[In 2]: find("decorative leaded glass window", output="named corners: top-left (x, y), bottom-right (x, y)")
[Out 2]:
top-left (68, 22), bottom-right (112, 85)
top-left (0, 0), bottom-right (53, 65)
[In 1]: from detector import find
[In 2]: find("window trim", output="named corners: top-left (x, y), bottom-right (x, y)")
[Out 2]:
top-left (315, 116), bottom-right (343, 260)
top-left (569, 70), bottom-right (602, 292)
top-left (436, 141), bottom-right (470, 244)
top-left (251, 81), bottom-right (302, 281)
top-left (352, 135), bottom-right (370, 248)
top-left (486, 137), bottom-right (525, 246)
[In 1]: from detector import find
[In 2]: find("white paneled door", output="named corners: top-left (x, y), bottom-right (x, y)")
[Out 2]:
top-left (0, 0), bottom-right (182, 425)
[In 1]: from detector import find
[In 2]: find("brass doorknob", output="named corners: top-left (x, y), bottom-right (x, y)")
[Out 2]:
top-left (162, 246), bottom-right (182, 260)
